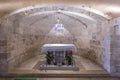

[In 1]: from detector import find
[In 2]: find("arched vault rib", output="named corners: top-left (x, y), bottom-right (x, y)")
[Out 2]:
top-left (7, 4), bottom-right (110, 19)
top-left (20, 13), bottom-right (88, 39)
top-left (60, 12), bottom-right (88, 28)
top-left (21, 10), bottom-right (91, 30)
top-left (24, 10), bottom-right (96, 22)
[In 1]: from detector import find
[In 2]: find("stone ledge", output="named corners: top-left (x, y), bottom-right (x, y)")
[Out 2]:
top-left (40, 65), bottom-right (79, 71)
top-left (0, 73), bottom-right (117, 78)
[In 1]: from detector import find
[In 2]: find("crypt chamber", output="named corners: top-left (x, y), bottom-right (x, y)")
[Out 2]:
top-left (0, 1), bottom-right (120, 79)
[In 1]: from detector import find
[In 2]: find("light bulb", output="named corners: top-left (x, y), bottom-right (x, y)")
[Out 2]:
top-left (24, 11), bottom-right (29, 16)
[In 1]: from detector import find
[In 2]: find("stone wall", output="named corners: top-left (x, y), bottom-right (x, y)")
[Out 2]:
top-left (0, 53), bottom-right (8, 73)
top-left (77, 21), bottom-right (113, 73)
top-left (7, 33), bottom-right (44, 70)
top-left (111, 35), bottom-right (120, 75)
top-left (109, 17), bottom-right (120, 76)
top-left (90, 36), bottom-right (111, 72)
top-left (0, 25), bottom-right (8, 73)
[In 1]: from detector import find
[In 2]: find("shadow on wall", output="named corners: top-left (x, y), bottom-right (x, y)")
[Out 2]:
top-left (79, 48), bottom-right (97, 63)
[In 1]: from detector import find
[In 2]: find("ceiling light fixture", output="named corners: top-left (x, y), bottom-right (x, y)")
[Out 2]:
top-left (24, 11), bottom-right (29, 16)
top-left (88, 6), bottom-right (92, 16)
top-left (4, 18), bottom-right (8, 23)
top-left (48, 17), bottom-right (70, 37)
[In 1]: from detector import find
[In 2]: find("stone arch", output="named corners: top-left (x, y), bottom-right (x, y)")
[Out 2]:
top-left (0, 4), bottom-right (114, 75)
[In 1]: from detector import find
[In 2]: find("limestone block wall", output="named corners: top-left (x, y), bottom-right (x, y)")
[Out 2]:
top-left (73, 24), bottom-right (94, 56)
top-left (101, 36), bottom-right (111, 72)
top-left (82, 39), bottom-right (104, 65)
top-left (109, 17), bottom-right (120, 75)
top-left (89, 33), bottom-right (111, 72)
top-left (75, 24), bottom-right (100, 63)
top-left (90, 36), bottom-right (111, 72)
top-left (111, 35), bottom-right (120, 75)
top-left (74, 36), bottom-right (91, 55)
top-left (7, 33), bottom-right (44, 70)
top-left (77, 21), bottom-right (113, 73)
top-left (0, 53), bottom-right (8, 73)
top-left (0, 25), bottom-right (8, 73)
top-left (76, 23), bottom-right (100, 64)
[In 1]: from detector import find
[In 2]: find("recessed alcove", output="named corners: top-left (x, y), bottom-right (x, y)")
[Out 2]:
top-left (0, 3), bottom-right (119, 78)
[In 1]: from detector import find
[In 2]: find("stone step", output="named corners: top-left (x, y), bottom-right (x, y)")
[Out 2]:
top-left (0, 73), bottom-right (112, 78)
top-left (40, 65), bottom-right (79, 71)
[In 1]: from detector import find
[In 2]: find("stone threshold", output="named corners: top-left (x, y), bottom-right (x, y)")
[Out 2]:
top-left (40, 65), bottom-right (79, 71)
top-left (0, 73), bottom-right (119, 78)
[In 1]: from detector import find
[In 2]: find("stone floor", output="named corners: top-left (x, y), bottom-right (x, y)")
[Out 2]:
top-left (6, 56), bottom-right (120, 79)
top-left (37, 78), bottom-right (119, 80)
top-left (0, 78), bottom-right (119, 80)
top-left (9, 54), bottom-right (107, 74)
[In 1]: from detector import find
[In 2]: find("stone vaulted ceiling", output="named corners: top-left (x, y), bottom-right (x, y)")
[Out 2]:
top-left (0, 0), bottom-right (120, 18)
top-left (0, 0), bottom-right (114, 48)
top-left (1, 4), bottom-right (108, 37)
